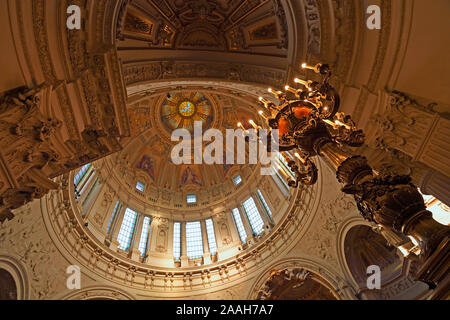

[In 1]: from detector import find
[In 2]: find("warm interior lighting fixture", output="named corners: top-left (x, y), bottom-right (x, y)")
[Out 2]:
top-left (240, 60), bottom-right (450, 292)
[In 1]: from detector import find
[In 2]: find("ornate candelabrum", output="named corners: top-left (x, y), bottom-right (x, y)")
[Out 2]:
top-left (244, 62), bottom-right (449, 294)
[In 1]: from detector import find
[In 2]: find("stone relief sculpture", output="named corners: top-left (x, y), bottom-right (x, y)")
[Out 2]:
top-left (156, 218), bottom-right (169, 253)
top-left (215, 213), bottom-right (232, 245)
top-left (256, 268), bottom-right (311, 300)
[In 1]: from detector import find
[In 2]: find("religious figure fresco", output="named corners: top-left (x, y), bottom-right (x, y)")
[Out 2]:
top-left (136, 155), bottom-right (155, 180)
top-left (180, 166), bottom-right (202, 187)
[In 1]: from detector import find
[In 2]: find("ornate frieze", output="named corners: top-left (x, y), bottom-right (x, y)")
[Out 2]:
top-left (368, 91), bottom-right (450, 178)
top-left (0, 0), bottom-right (131, 221)
top-left (120, 0), bottom-right (288, 52)
top-left (304, 0), bottom-right (321, 54)
top-left (122, 62), bottom-right (286, 88)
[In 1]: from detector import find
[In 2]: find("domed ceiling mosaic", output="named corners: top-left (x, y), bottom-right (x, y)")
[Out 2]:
top-left (160, 92), bottom-right (214, 133)
top-left (118, 90), bottom-right (261, 209)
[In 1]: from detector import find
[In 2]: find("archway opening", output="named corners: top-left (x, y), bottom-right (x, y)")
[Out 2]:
top-left (0, 268), bottom-right (18, 300)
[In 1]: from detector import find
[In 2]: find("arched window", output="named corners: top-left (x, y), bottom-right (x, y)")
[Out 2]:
top-left (136, 181), bottom-right (146, 192)
top-left (233, 174), bottom-right (242, 185)
top-left (242, 197), bottom-right (264, 235)
top-left (173, 222), bottom-right (181, 261)
top-left (117, 208), bottom-right (138, 251)
top-left (73, 163), bottom-right (93, 200)
top-left (186, 194), bottom-right (197, 204)
top-left (0, 268), bottom-right (17, 300)
top-left (205, 219), bottom-right (217, 255)
top-left (74, 163), bottom-right (91, 187)
top-left (138, 216), bottom-right (151, 257)
top-left (232, 208), bottom-right (247, 244)
top-left (257, 189), bottom-right (272, 217)
top-left (186, 221), bottom-right (203, 259)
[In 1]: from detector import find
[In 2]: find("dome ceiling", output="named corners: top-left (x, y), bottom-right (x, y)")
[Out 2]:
top-left (126, 89), bottom-right (260, 141)
top-left (160, 92), bottom-right (214, 133)
top-left (112, 90), bottom-right (262, 211)
top-left (117, 0), bottom-right (300, 90)
top-left (113, 0), bottom-right (305, 211)
top-left (120, 0), bottom-right (288, 52)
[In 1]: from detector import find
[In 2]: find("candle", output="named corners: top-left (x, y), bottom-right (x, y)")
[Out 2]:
top-left (268, 88), bottom-right (282, 98)
top-left (294, 78), bottom-right (312, 90)
top-left (284, 85), bottom-right (298, 94)
top-left (323, 119), bottom-right (337, 128)
top-left (237, 122), bottom-right (248, 136)
top-left (249, 120), bottom-right (260, 129)
top-left (334, 119), bottom-right (351, 130)
top-left (258, 110), bottom-right (267, 119)
top-left (258, 96), bottom-right (270, 108)
top-left (294, 152), bottom-right (306, 164)
top-left (301, 62), bottom-right (321, 73)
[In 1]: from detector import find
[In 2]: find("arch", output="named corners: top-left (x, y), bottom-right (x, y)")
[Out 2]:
top-left (336, 216), bottom-right (373, 290)
top-left (248, 257), bottom-right (357, 300)
top-left (59, 285), bottom-right (136, 300)
top-left (0, 254), bottom-right (31, 300)
top-left (0, 268), bottom-right (17, 300)
top-left (340, 223), bottom-right (404, 294)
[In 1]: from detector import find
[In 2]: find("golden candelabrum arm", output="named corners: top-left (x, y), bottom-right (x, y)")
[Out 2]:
top-left (256, 61), bottom-right (449, 292)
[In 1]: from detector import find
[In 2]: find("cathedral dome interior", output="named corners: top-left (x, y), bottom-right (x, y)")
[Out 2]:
top-left (0, 0), bottom-right (449, 301)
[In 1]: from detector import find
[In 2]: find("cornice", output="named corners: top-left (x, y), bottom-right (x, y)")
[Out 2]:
top-left (39, 164), bottom-right (321, 296)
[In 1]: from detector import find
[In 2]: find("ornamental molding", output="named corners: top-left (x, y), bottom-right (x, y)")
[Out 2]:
top-left (1, 0), bottom-right (130, 221)
top-left (248, 257), bottom-right (357, 300)
top-left (36, 161), bottom-right (322, 296)
top-left (122, 61), bottom-right (287, 89)
top-left (58, 285), bottom-right (136, 300)
top-left (0, 253), bottom-right (31, 300)
top-left (0, 202), bottom-right (68, 300)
